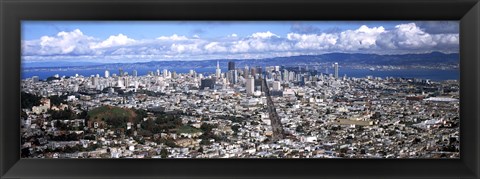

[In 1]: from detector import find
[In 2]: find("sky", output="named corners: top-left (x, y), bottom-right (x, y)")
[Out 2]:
top-left (21, 21), bottom-right (459, 63)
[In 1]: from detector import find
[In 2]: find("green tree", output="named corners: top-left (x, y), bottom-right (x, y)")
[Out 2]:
top-left (49, 95), bottom-right (67, 106)
top-left (21, 92), bottom-right (41, 109)
top-left (160, 148), bottom-right (169, 158)
top-left (231, 125), bottom-right (241, 133)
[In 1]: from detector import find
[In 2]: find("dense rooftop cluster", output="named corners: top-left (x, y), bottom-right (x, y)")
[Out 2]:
top-left (21, 63), bottom-right (459, 158)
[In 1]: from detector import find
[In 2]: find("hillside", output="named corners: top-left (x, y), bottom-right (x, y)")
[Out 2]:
top-left (87, 106), bottom-right (136, 128)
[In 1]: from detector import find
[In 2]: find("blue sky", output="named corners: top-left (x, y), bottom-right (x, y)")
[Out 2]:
top-left (21, 21), bottom-right (459, 63)
top-left (22, 21), bottom-right (409, 40)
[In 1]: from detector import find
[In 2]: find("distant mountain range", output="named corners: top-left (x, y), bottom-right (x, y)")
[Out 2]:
top-left (23, 52), bottom-right (459, 69)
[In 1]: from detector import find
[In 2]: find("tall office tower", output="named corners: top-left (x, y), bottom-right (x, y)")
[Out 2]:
top-left (246, 77), bottom-right (255, 95)
top-left (289, 71), bottom-right (295, 81)
top-left (244, 66), bottom-right (249, 79)
top-left (254, 79), bottom-right (263, 91)
top-left (334, 62), bottom-right (339, 79)
top-left (156, 69), bottom-right (161, 76)
top-left (163, 69), bottom-right (168, 78)
top-left (250, 68), bottom-right (256, 78)
top-left (272, 81), bottom-right (282, 91)
top-left (232, 70), bottom-right (238, 84)
top-left (119, 68), bottom-right (124, 77)
top-left (227, 71), bottom-right (231, 81)
top-left (256, 66), bottom-right (262, 77)
top-left (124, 77), bottom-right (129, 88)
top-left (283, 69), bottom-right (289, 81)
top-left (274, 66), bottom-right (280, 72)
top-left (104, 70), bottom-right (110, 78)
top-left (132, 70), bottom-right (138, 77)
top-left (216, 61), bottom-right (222, 79)
top-left (226, 70), bottom-right (234, 84)
top-left (92, 77), bottom-right (99, 86)
top-left (228, 61), bottom-right (235, 71)
top-left (172, 71), bottom-right (177, 79)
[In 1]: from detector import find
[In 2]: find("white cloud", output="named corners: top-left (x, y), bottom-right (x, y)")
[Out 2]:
top-left (336, 25), bottom-right (385, 50)
top-left (170, 43), bottom-right (201, 54)
top-left (91, 34), bottom-right (135, 49)
top-left (28, 29), bottom-right (96, 55)
top-left (22, 23), bottom-right (459, 62)
top-left (250, 31), bottom-right (279, 39)
top-left (373, 23), bottom-right (459, 54)
top-left (204, 42), bottom-right (227, 53)
top-left (230, 40), bottom-right (250, 53)
top-left (157, 34), bottom-right (188, 41)
top-left (287, 33), bottom-right (337, 50)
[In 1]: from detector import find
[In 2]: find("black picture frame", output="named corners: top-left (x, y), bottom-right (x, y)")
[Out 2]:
top-left (1, 0), bottom-right (479, 178)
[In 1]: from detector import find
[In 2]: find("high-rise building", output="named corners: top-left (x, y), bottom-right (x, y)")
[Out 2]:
top-left (334, 62), bottom-right (339, 79)
top-left (283, 69), bottom-right (289, 81)
top-left (246, 77), bottom-right (255, 95)
top-left (119, 68), bottom-right (124, 77)
top-left (274, 66), bottom-right (280, 72)
top-left (200, 78), bottom-right (216, 90)
top-left (172, 71), bottom-right (177, 79)
top-left (163, 69), bottom-right (168, 78)
top-left (104, 70), bottom-right (110, 78)
top-left (132, 70), bottom-right (138, 77)
top-left (244, 66), bottom-right (249, 79)
top-left (250, 68), bottom-right (256, 78)
top-left (232, 70), bottom-right (238, 84)
top-left (272, 81), bottom-right (282, 91)
top-left (124, 77), bottom-right (129, 88)
top-left (156, 69), bottom-right (161, 76)
top-left (92, 77), bottom-right (98, 86)
top-left (227, 70), bottom-right (238, 84)
top-left (228, 61), bottom-right (235, 71)
top-left (256, 66), bottom-right (262, 78)
top-left (216, 61), bottom-right (222, 79)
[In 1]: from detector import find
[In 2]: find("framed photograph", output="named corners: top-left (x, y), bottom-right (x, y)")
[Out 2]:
top-left (1, 0), bottom-right (479, 178)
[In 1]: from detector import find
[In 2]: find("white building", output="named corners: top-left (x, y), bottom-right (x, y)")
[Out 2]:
top-left (272, 81), bottom-right (282, 91)
top-left (334, 62), bottom-right (339, 79)
top-left (216, 61), bottom-right (222, 79)
top-left (246, 77), bottom-right (254, 95)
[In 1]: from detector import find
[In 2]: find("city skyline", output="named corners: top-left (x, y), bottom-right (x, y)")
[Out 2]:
top-left (20, 21), bottom-right (460, 159)
top-left (20, 60), bottom-right (460, 158)
top-left (22, 21), bottom-right (459, 64)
